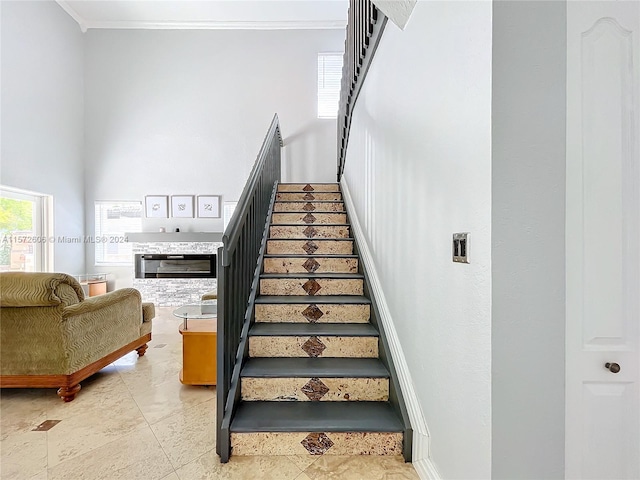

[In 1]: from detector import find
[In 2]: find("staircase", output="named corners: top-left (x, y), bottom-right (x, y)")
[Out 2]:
top-left (228, 183), bottom-right (408, 458)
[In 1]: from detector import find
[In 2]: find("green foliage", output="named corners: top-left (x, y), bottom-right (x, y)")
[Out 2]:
top-left (0, 198), bottom-right (33, 266)
top-left (0, 198), bottom-right (33, 232)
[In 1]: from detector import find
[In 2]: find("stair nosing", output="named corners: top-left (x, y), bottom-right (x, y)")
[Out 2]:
top-left (249, 323), bottom-right (378, 337)
top-left (230, 401), bottom-right (403, 433)
top-left (274, 200), bottom-right (344, 203)
top-left (260, 273), bottom-right (363, 279)
top-left (267, 252), bottom-right (355, 257)
top-left (241, 357), bottom-right (389, 378)
top-left (270, 224), bottom-right (350, 227)
top-left (267, 239), bottom-right (354, 242)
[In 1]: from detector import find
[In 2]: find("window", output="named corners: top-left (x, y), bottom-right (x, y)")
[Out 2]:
top-left (0, 186), bottom-right (52, 272)
top-left (317, 53), bottom-right (343, 119)
top-left (223, 201), bottom-right (238, 232)
top-left (95, 201), bottom-right (142, 265)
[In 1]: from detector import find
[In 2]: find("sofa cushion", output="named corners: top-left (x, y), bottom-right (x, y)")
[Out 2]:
top-left (201, 289), bottom-right (218, 301)
top-left (0, 272), bottom-right (84, 307)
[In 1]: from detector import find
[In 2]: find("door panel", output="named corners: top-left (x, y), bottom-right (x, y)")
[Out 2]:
top-left (566, 2), bottom-right (640, 479)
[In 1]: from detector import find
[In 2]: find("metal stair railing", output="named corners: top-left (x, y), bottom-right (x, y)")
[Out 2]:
top-left (216, 114), bottom-right (282, 463)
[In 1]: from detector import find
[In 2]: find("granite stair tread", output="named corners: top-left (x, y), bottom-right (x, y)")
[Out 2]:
top-left (249, 323), bottom-right (379, 337)
top-left (241, 357), bottom-right (389, 378)
top-left (255, 295), bottom-right (371, 304)
top-left (230, 401), bottom-right (403, 432)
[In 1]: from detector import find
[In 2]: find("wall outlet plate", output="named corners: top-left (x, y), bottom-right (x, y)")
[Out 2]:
top-left (453, 233), bottom-right (469, 263)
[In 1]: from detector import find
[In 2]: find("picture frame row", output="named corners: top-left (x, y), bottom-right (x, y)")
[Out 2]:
top-left (145, 195), bottom-right (221, 218)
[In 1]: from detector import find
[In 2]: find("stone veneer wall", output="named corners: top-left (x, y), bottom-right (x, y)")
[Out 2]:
top-left (132, 241), bottom-right (222, 306)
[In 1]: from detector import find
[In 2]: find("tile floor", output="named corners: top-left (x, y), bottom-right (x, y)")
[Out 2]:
top-left (0, 308), bottom-right (419, 480)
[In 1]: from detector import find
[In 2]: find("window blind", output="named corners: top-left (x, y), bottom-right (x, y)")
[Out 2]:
top-left (94, 201), bottom-right (142, 265)
top-left (317, 53), bottom-right (344, 119)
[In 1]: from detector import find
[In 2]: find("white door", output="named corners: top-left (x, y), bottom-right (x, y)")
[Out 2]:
top-left (566, 2), bottom-right (640, 479)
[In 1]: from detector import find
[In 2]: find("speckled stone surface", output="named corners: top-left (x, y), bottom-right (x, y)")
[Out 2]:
top-left (254, 304), bottom-right (370, 323)
top-left (248, 336), bottom-right (378, 358)
top-left (260, 278), bottom-right (363, 296)
top-left (277, 184), bottom-right (341, 192)
top-left (269, 225), bottom-right (350, 239)
top-left (271, 213), bottom-right (348, 225)
top-left (276, 193), bottom-right (343, 202)
top-left (231, 432), bottom-right (403, 456)
top-left (273, 202), bottom-right (345, 212)
top-left (266, 240), bottom-right (354, 256)
top-left (263, 257), bottom-right (358, 274)
top-left (241, 377), bottom-right (389, 401)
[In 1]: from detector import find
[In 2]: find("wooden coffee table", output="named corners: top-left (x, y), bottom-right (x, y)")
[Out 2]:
top-left (173, 303), bottom-right (217, 386)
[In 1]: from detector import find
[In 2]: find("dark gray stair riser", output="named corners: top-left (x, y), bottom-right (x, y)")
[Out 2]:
top-left (241, 357), bottom-right (389, 378)
top-left (231, 402), bottom-right (403, 432)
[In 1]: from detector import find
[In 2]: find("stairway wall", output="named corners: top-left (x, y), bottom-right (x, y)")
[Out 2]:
top-left (342, 2), bottom-right (493, 478)
top-left (1, 0), bottom-right (86, 274)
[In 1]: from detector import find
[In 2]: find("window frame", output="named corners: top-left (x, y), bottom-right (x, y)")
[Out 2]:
top-left (317, 52), bottom-right (344, 119)
top-left (94, 200), bottom-right (142, 266)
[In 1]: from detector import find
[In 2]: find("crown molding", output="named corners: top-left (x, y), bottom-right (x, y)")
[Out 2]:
top-left (54, 2), bottom-right (346, 32)
top-left (82, 19), bottom-right (346, 30)
top-left (56, 1), bottom-right (88, 32)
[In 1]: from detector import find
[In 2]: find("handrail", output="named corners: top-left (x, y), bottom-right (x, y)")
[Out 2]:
top-left (216, 114), bottom-right (282, 463)
top-left (337, 0), bottom-right (387, 180)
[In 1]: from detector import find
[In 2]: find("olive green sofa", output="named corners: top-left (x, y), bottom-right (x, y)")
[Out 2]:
top-left (0, 272), bottom-right (154, 402)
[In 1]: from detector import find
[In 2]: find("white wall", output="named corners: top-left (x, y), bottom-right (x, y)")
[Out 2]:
top-left (491, 2), bottom-right (566, 478)
top-left (83, 28), bottom-right (344, 286)
top-left (1, 0), bottom-right (85, 274)
top-left (342, 2), bottom-right (493, 478)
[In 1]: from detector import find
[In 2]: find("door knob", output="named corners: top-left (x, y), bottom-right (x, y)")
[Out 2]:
top-left (605, 362), bottom-right (621, 373)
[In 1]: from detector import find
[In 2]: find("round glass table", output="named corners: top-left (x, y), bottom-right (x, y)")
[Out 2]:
top-left (172, 300), bottom-right (217, 330)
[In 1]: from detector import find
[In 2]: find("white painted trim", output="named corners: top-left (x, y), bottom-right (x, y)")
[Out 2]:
top-left (85, 20), bottom-right (346, 30)
top-left (341, 179), bottom-right (439, 480)
top-left (53, 3), bottom-right (346, 32)
top-left (372, 0), bottom-right (416, 30)
top-left (55, 1), bottom-right (87, 32)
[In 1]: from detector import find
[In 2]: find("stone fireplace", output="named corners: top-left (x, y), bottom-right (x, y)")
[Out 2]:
top-left (129, 232), bottom-right (223, 306)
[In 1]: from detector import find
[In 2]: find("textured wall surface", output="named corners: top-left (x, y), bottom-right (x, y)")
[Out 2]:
top-left (343, 1), bottom-right (493, 477)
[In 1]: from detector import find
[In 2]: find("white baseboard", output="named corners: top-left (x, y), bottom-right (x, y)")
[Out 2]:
top-left (340, 179), bottom-right (440, 480)
top-left (413, 458), bottom-right (443, 480)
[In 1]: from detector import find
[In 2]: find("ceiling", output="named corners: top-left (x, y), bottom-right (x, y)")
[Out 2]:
top-left (56, 0), bottom-right (349, 32)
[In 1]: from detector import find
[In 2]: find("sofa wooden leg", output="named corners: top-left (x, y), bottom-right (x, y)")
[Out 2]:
top-left (57, 384), bottom-right (81, 402)
top-left (136, 344), bottom-right (148, 357)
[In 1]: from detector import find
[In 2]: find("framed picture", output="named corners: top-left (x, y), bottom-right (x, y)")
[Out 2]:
top-left (171, 195), bottom-right (194, 218)
top-left (198, 195), bottom-right (221, 218)
top-left (145, 195), bottom-right (168, 218)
